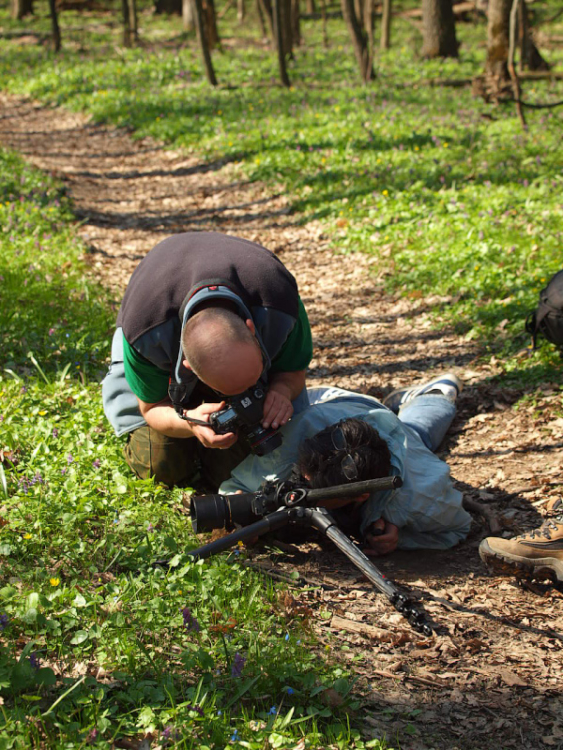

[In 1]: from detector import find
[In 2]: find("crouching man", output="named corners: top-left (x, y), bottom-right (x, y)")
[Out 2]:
top-left (220, 374), bottom-right (471, 556)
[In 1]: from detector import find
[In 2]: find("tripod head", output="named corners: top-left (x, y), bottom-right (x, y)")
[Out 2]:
top-left (190, 475), bottom-right (403, 533)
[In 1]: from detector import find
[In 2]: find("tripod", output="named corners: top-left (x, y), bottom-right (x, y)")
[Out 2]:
top-left (183, 477), bottom-right (433, 636)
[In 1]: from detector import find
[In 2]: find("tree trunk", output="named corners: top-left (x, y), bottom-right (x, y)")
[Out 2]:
top-left (380, 0), bottom-right (391, 50)
top-left (154, 0), bottom-right (181, 14)
top-left (281, 0), bottom-right (293, 56)
top-left (421, 0), bottom-right (458, 58)
top-left (183, 0), bottom-right (195, 30)
top-left (274, 0), bottom-right (291, 86)
top-left (11, 0), bottom-right (33, 20)
top-left (364, 0), bottom-right (375, 74)
top-left (204, 0), bottom-right (220, 49)
top-left (256, 0), bottom-right (267, 36)
top-left (128, 0), bottom-right (139, 43)
top-left (193, 0), bottom-right (218, 84)
top-left (341, 0), bottom-right (374, 82)
top-left (485, 0), bottom-right (511, 79)
top-left (306, 0), bottom-right (315, 12)
top-left (122, 0), bottom-right (138, 46)
top-left (517, 0), bottom-right (550, 71)
top-left (260, 0), bottom-right (275, 38)
top-left (47, 0), bottom-right (61, 51)
top-left (291, 0), bottom-right (301, 47)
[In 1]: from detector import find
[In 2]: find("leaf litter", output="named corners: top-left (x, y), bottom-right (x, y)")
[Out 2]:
top-left (0, 93), bottom-right (561, 750)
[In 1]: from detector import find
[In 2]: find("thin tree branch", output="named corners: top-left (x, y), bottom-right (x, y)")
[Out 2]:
top-left (508, 0), bottom-right (527, 130)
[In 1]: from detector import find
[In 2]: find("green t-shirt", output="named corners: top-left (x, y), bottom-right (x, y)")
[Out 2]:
top-left (123, 298), bottom-right (313, 404)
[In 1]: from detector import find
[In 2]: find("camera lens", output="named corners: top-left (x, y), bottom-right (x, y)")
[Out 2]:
top-left (190, 494), bottom-right (230, 533)
top-left (191, 492), bottom-right (265, 531)
top-left (248, 427), bottom-right (283, 457)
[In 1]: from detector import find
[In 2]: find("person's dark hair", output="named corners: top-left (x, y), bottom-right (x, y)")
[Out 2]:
top-left (296, 418), bottom-right (392, 489)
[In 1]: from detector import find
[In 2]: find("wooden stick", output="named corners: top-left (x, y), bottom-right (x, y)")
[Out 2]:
top-left (462, 497), bottom-right (503, 535)
top-left (330, 614), bottom-right (412, 642)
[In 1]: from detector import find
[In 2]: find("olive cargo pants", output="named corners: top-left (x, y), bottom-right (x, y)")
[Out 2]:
top-left (124, 426), bottom-right (251, 490)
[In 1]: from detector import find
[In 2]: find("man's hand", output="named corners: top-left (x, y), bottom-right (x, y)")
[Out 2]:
top-left (262, 384), bottom-right (293, 430)
top-left (262, 370), bottom-right (307, 430)
top-left (185, 402), bottom-right (238, 449)
top-left (363, 518), bottom-right (399, 557)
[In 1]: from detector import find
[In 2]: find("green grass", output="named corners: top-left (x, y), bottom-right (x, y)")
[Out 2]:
top-left (1, 0), bottom-right (562, 381)
top-left (1, 2), bottom-right (563, 745)
top-left (0, 150), bottom-right (386, 748)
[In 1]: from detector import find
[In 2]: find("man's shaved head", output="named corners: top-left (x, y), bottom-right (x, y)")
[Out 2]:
top-left (181, 307), bottom-right (263, 395)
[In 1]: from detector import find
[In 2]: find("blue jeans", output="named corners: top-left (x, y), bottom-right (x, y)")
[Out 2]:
top-left (397, 394), bottom-right (456, 453)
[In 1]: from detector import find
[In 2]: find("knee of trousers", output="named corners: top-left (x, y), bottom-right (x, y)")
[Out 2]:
top-left (123, 426), bottom-right (198, 488)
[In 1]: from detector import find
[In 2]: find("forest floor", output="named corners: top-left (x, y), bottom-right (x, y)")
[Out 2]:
top-left (1, 93), bottom-right (562, 750)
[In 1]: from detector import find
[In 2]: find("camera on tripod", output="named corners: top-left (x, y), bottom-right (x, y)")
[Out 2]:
top-left (208, 386), bottom-right (282, 457)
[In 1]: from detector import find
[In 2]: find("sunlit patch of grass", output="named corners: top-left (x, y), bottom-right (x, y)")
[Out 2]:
top-left (0, 148), bottom-right (389, 749)
top-left (1, 2), bottom-right (561, 381)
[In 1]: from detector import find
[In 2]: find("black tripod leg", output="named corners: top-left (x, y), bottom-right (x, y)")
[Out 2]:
top-left (306, 508), bottom-right (433, 635)
top-left (188, 509), bottom-right (292, 560)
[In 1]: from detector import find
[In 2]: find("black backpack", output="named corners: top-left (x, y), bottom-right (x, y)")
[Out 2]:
top-left (526, 270), bottom-right (563, 350)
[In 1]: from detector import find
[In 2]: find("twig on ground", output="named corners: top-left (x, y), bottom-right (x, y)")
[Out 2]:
top-left (462, 497), bottom-right (503, 534)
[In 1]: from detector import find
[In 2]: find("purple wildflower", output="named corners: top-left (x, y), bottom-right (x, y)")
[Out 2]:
top-left (147, 523), bottom-right (154, 533)
top-left (61, 467), bottom-right (67, 475)
top-left (86, 728), bottom-right (98, 743)
top-left (20, 386), bottom-right (27, 394)
top-left (48, 328), bottom-right (55, 336)
top-left (187, 703), bottom-right (204, 717)
top-left (52, 428), bottom-right (59, 438)
top-left (18, 472), bottom-right (45, 494)
top-left (181, 607), bottom-right (200, 633)
top-left (231, 652), bottom-right (246, 678)
top-left (29, 651), bottom-right (41, 670)
top-left (92, 459), bottom-right (101, 469)
top-left (161, 727), bottom-right (172, 739)
top-left (67, 454), bottom-right (74, 464)
top-left (287, 687), bottom-right (294, 695)
top-left (0, 614), bottom-right (8, 630)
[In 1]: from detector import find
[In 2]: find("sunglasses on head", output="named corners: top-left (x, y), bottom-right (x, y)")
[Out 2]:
top-left (330, 425), bottom-right (359, 482)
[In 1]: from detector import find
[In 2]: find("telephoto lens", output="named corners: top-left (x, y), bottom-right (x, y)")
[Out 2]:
top-left (190, 492), bottom-right (264, 532)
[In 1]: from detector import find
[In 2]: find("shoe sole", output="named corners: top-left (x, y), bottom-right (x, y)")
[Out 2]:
top-left (383, 373), bottom-right (463, 411)
top-left (479, 539), bottom-right (563, 583)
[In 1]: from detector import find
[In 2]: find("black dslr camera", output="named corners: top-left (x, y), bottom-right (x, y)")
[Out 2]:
top-left (170, 376), bottom-right (282, 457)
top-left (208, 386), bottom-right (282, 457)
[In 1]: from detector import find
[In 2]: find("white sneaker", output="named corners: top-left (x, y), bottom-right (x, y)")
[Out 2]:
top-left (383, 373), bottom-right (463, 413)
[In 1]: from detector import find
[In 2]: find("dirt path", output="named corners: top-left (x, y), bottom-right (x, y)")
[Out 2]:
top-left (2, 93), bottom-right (562, 750)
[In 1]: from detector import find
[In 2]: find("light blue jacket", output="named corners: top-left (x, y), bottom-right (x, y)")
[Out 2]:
top-left (220, 387), bottom-right (471, 550)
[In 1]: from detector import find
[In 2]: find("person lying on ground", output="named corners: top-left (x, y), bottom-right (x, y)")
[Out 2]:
top-left (219, 375), bottom-right (472, 556)
top-left (102, 232), bottom-right (312, 490)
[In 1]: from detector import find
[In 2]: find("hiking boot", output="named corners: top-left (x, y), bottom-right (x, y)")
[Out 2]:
top-left (479, 498), bottom-right (563, 583)
top-left (383, 372), bottom-right (463, 414)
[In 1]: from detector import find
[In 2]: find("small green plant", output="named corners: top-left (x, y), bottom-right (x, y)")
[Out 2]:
top-left (0, 147), bottom-right (389, 749)
top-left (1, 3), bottom-right (561, 383)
